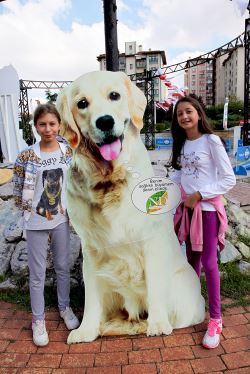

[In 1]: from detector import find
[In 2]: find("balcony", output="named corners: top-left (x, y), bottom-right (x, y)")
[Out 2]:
top-left (136, 60), bottom-right (146, 69)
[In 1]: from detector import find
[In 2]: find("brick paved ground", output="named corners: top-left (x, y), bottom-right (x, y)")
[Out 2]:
top-left (225, 181), bottom-right (250, 209)
top-left (0, 300), bottom-right (249, 373)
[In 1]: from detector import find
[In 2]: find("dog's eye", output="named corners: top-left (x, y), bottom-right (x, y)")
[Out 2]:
top-left (77, 99), bottom-right (88, 109)
top-left (109, 92), bottom-right (120, 101)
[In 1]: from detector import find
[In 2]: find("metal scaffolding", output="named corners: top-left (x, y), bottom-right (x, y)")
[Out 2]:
top-left (19, 32), bottom-right (245, 147)
top-left (144, 71), bottom-right (155, 149)
top-left (19, 80), bottom-right (34, 144)
top-left (19, 80), bottom-right (72, 144)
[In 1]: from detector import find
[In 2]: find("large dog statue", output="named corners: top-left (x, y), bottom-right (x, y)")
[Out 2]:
top-left (56, 71), bottom-right (205, 344)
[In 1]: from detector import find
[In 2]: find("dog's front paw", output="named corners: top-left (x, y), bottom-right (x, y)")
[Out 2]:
top-left (147, 319), bottom-right (172, 336)
top-left (67, 326), bottom-right (99, 344)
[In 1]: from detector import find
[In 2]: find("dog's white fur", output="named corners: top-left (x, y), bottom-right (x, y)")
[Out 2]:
top-left (57, 71), bottom-right (205, 343)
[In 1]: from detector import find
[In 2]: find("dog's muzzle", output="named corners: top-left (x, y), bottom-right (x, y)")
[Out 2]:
top-left (95, 115), bottom-right (124, 161)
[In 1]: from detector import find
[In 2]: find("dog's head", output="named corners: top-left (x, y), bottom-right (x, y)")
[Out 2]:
top-left (56, 71), bottom-right (146, 162)
top-left (42, 168), bottom-right (63, 188)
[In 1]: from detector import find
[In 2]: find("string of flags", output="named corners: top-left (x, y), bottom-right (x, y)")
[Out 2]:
top-left (155, 73), bottom-right (188, 112)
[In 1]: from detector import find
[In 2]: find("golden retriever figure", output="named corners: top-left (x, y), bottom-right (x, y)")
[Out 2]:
top-left (57, 71), bottom-right (205, 344)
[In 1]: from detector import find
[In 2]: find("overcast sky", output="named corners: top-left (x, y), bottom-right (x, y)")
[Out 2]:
top-left (0, 0), bottom-right (247, 95)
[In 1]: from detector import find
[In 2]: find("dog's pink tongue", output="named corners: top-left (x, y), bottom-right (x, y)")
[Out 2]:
top-left (99, 139), bottom-right (121, 161)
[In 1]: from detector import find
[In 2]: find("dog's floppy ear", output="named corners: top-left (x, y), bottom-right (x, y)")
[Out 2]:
top-left (58, 168), bottom-right (64, 183)
top-left (123, 72), bottom-right (147, 130)
top-left (56, 88), bottom-right (81, 149)
top-left (42, 170), bottom-right (47, 187)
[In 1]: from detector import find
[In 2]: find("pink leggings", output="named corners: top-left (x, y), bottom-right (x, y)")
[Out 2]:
top-left (186, 211), bottom-right (220, 319)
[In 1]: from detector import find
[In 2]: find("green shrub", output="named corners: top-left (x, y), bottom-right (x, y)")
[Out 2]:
top-left (155, 122), bottom-right (166, 132)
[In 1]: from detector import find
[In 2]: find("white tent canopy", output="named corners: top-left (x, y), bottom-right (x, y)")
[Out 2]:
top-left (0, 64), bottom-right (27, 162)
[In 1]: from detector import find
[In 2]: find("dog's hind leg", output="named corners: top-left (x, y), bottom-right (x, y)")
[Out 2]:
top-left (144, 240), bottom-right (173, 336)
top-left (124, 295), bottom-right (140, 322)
top-left (170, 265), bottom-right (205, 328)
top-left (67, 253), bottom-right (103, 344)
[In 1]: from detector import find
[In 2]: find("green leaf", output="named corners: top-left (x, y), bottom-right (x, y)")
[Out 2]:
top-left (146, 190), bottom-right (166, 212)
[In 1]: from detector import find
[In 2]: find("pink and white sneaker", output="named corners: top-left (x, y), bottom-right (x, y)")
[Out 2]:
top-left (202, 318), bottom-right (222, 349)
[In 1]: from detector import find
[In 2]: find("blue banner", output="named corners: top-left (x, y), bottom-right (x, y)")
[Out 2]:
top-left (224, 139), bottom-right (232, 154)
top-left (155, 138), bottom-right (173, 148)
top-left (236, 146), bottom-right (250, 162)
top-left (234, 145), bottom-right (250, 175)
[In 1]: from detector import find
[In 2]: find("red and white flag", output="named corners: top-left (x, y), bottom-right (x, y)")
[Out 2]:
top-left (156, 73), bottom-right (188, 112)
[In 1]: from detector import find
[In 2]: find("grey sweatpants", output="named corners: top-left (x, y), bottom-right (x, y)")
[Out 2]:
top-left (26, 222), bottom-right (70, 321)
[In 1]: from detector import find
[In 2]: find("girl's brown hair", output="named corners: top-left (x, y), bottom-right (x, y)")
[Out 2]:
top-left (170, 96), bottom-right (213, 170)
top-left (33, 103), bottom-right (61, 126)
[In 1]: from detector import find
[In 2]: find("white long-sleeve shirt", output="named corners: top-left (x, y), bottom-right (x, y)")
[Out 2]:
top-left (171, 134), bottom-right (236, 211)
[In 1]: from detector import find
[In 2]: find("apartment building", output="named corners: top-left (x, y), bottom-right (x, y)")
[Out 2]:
top-left (184, 59), bottom-right (214, 106)
top-left (214, 54), bottom-right (229, 105)
top-left (97, 41), bottom-right (167, 103)
top-left (184, 46), bottom-right (244, 106)
top-left (223, 46), bottom-right (244, 103)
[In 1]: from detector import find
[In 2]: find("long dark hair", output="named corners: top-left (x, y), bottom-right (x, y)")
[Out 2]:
top-left (170, 96), bottom-right (213, 170)
top-left (33, 103), bottom-right (61, 126)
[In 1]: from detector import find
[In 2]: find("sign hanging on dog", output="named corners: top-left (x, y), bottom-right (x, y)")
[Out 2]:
top-left (131, 177), bottom-right (181, 215)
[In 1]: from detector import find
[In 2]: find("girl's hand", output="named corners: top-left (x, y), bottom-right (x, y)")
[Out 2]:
top-left (184, 191), bottom-right (202, 209)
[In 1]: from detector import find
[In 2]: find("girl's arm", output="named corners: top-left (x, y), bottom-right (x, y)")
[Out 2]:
top-left (199, 135), bottom-right (236, 199)
top-left (169, 169), bottom-right (181, 185)
top-left (13, 155), bottom-right (25, 209)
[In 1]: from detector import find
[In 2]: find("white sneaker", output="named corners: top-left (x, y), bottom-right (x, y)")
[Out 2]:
top-left (32, 320), bottom-right (49, 347)
top-left (60, 307), bottom-right (80, 330)
top-left (202, 318), bottom-right (222, 349)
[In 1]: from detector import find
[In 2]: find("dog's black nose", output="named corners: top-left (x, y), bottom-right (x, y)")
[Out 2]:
top-left (96, 115), bottom-right (114, 132)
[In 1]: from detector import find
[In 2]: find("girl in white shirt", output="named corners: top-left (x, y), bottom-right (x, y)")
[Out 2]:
top-left (170, 96), bottom-right (236, 349)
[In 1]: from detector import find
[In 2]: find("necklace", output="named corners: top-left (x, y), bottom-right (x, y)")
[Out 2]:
top-left (45, 185), bottom-right (61, 205)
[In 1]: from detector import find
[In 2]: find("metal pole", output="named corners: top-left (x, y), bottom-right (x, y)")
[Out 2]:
top-left (243, 2), bottom-right (250, 145)
top-left (223, 97), bottom-right (229, 130)
top-left (103, 0), bottom-right (119, 71)
top-left (144, 70), bottom-right (155, 149)
top-left (154, 100), bottom-right (157, 125)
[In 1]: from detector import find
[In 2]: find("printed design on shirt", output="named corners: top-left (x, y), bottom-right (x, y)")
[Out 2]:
top-left (182, 152), bottom-right (200, 179)
top-left (36, 168), bottom-right (64, 220)
top-left (40, 156), bottom-right (67, 167)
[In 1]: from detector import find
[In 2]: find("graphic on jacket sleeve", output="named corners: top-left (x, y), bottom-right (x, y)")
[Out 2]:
top-left (36, 168), bottom-right (64, 220)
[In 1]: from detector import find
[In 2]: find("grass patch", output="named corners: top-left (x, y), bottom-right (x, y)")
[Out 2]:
top-left (0, 274), bottom-right (7, 283)
top-left (0, 289), bottom-right (31, 309)
top-left (219, 262), bottom-right (250, 300)
top-left (0, 262), bottom-right (249, 312)
top-left (201, 262), bottom-right (250, 310)
top-left (238, 235), bottom-right (250, 247)
top-left (0, 285), bottom-right (85, 311)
